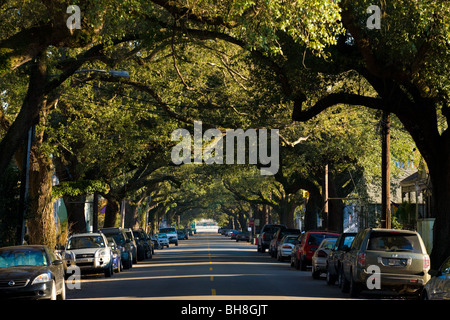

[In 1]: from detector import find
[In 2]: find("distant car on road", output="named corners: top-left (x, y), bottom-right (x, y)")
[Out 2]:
top-left (0, 245), bottom-right (66, 300)
top-left (292, 231), bottom-right (339, 271)
top-left (157, 233), bottom-right (170, 248)
top-left (159, 227), bottom-right (178, 246)
top-left (312, 238), bottom-right (337, 279)
top-left (276, 234), bottom-right (299, 261)
top-left (257, 224), bottom-right (286, 253)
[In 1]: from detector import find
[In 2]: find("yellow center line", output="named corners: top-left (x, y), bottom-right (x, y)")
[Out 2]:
top-left (207, 235), bottom-right (216, 296)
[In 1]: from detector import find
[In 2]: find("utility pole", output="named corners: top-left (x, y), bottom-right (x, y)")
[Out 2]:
top-left (324, 164), bottom-right (329, 230)
top-left (381, 111), bottom-right (391, 229)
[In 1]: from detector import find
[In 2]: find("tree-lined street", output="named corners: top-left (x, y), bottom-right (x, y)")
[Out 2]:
top-left (67, 232), bottom-right (349, 300)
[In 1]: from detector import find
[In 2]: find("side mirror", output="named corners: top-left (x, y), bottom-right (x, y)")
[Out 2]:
top-left (53, 260), bottom-right (64, 266)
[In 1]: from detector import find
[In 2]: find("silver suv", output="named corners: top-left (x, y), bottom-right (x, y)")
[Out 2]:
top-left (64, 233), bottom-right (113, 277)
top-left (341, 228), bottom-right (430, 298)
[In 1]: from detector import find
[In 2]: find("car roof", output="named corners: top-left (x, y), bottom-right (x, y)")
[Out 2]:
top-left (69, 232), bottom-right (103, 237)
top-left (0, 245), bottom-right (47, 251)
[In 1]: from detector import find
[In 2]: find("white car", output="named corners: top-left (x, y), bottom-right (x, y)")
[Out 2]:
top-left (311, 238), bottom-right (337, 279)
top-left (64, 232), bottom-right (113, 277)
top-left (159, 227), bottom-right (178, 246)
top-left (277, 235), bottom-right (299, 261)
top-left (156, 233), bottom-right (170, 248)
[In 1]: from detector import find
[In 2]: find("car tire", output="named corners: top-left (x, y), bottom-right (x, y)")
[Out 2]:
top-left (105, 262), bottom-right (113, 277)
top-left (341, 269), bottom-right (350, 293)
top-left (57, 280), bottom-right (66, 300)
top-left (312, 265), bottom-right (320, 279)
top-left (349, 274), bottom-right (361, 298)
top-left (299, 257), bottom-right (307, 271)
top-left (326, 269), bottom-right (336, 285)
top-left (50, 280), bottom-right (57, 300)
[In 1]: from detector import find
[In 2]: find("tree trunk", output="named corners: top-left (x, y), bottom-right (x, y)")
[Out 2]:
top-left (64, 195), bottom-right (87, 234)
top-left (427, 155), bottom-right (450, 270)
top-left (103, 195), bottom-right (120, 228)
top-left (27, 148), bottom-right (56, 249)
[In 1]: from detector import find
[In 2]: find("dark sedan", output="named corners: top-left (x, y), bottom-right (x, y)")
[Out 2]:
top-left (0, 245), bottom-right (66, 300)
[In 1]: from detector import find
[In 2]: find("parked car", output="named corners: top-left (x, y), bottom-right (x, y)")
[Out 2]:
top-left (106, 237), bottom-right (122, 273)
top-left (326, 232), bottom-right (356, 286)
top-left (312, 238), bottom-right (337, 279)
top-left (0, 245), bottom-right (66, 300)
top-left (156, 233), bottom-right (170, 248)
top-left (64, 232), bottom-right (114, 277)
top-left (132, 230), bottom-right (152, 260)
top-left (124, 228), bottom-right (138, 263)
top-left (159, 227), bottom-right (178, 246)
top-left (269, 228), bottom-right (301, 258)
top-left (100, 227), bottom-right (133, 269)
top-left (236, 231), bottom-right (250, 242)
top-left (257, 224), bottom-right (287, 253)
top-left (177, 230), bottom-right (188, 240)
top-left (292, 231), bottom-right (339, 271)
top-left (422, 255), bottom-right (450, 300)
top-left (230, 230), bottom-right (240, 240)
top-left (340, 228), bottom-right (431, 298)
top-left (277, 234), bottom-right (299, 261)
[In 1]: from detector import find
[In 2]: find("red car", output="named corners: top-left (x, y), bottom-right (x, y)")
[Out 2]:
top-left (292, 231), bottom-right (339, 271)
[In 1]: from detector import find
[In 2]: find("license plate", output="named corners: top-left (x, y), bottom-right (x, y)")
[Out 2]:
top-left (388, 258), bottom-right (405, 266)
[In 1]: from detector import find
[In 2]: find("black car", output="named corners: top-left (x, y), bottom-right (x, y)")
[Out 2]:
top-left (132, 230), bottom-right (152, 261)
top-left (100, 228), bottom-right (133, 269)
top-left (0, 245), bottom-right (66, 300)
top-left (326, 232), bottom-right (356, 286)
top-left (257, 224), bottom-right (287, 253)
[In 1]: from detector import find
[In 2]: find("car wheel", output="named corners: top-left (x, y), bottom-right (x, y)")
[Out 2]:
top-left (299, 257), bottom-right (307, 271)
top-left (50, 280), bottom-right (57, 300)
top-left (105, 262), bottom-right (113, 277)
top-left (349, 274), bottom-right (361, 298)
top-left (57, 279), bottom-right (66, 300)
top-left (312, 265), bottom-right (320, 279)
top-left (341, 269), bottom-right (350, 293)
top-left (326, 268), bottom-right (336, 285)
top-left (294, 256), bottom-right (300, 270)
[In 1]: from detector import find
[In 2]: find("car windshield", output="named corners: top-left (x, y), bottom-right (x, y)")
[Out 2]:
top-left (160, 228), bottom-right (176, 233)
top-left (284, 236), bottom-right (299, 244)
top-left (0, 249), bottom-right (48, 268)
top-left (308, 234), bottom-right (338, 245)
top-left (67, 236), bottom-right (106, 249)
top-left (321, 239), bottom-right (337, 250)
top-left (367, 231), bottom-right (422, 253)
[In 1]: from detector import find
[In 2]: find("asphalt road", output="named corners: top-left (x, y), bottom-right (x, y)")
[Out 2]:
top-left (66, 232), bottom-right (350, 300)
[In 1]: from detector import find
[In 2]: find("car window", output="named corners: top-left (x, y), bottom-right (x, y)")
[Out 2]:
top-left (0, 249), bottom-right (48, 268)
top-left (367, 231), bottom-right (422, 253)
top-left (308, 234), bottom-right (338, 246)
top-left (67, 236), bottom-right (106, 249)
top-left (160, 228), bottom-right (176, 233)
top-left (440, 257), bottom-right (450, 275)
top-left (342, 236), bottom-right (355, 249)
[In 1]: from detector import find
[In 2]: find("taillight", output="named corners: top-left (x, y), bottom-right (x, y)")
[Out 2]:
top-left (317, 250), bottom-right (327, 258)
top-left (424, 255), bottom-right (430, 269)
top-left (357, 252), bottom-right (366, 266)
top-left (282, 245), bottom-right (291, 249)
